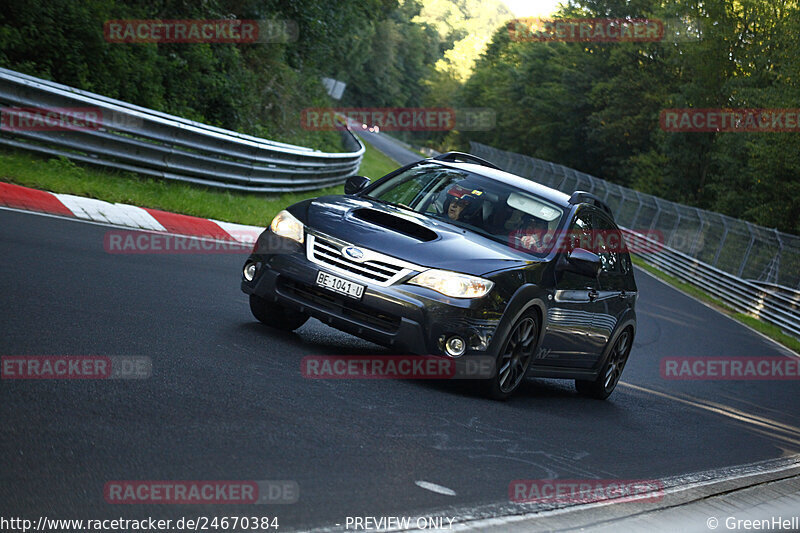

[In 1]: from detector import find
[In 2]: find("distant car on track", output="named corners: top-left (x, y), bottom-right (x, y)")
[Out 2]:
top-left (241, 152), bottom-right (638, 399)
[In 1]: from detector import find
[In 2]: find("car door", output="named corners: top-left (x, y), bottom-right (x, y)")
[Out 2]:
top-left (536, 209), bottom-right (605, 369)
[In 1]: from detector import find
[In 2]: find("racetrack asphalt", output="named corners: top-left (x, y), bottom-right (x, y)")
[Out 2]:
top-left (1, 207), bottom-right (799, 530)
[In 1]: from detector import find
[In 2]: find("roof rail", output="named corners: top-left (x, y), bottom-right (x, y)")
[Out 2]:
top-left (432, 151), bottom-right (501, 170)
top-left (569, 191), bottom-right (614, 219)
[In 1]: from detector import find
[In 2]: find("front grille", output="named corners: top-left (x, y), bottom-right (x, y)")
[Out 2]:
top-left (279, 279), bottom-right (401, 333)
top-left (306, 233), bottom-right (416, 286)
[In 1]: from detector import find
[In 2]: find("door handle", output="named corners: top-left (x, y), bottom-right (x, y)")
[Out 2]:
top-left (587, 289), bottom-right (599, 301)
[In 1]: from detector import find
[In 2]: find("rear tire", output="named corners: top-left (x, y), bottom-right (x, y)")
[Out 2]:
top-left (483, 311), bottom-right (539, 401)
top-left (576, 327), bottom-right (632, 400)
top-left (249, 294), bottom-right (308, 331)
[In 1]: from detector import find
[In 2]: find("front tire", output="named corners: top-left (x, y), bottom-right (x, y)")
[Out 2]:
top-left (576, 327), bottom-right (632, 400)
top-left (249, 294), bottom-right (308, 331)
top-left (483, 311), bottom-right (539, 401)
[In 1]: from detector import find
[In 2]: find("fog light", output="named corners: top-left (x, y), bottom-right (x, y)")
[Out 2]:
top-left (243, 262), bottom-right (257, 282)
top-left (444, 336), bottom-right (466, 357)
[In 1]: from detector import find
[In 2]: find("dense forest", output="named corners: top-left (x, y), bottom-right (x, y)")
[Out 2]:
top-left (1, 0), bottom-right (798, 233)
top-left (457, 0), bottom-right (800, 235)
top-left (0, 0), bottom-right (505, 149)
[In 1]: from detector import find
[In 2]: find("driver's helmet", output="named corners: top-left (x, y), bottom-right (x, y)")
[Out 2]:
top-left (443, 184), bottom-right (483, 221)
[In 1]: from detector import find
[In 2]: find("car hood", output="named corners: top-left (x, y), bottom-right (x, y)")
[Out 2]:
top-left (303, 195), bottom-right (536, 276)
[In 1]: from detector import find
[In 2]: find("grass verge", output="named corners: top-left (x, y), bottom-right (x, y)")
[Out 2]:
top-left (358, 141), bottom-right (400, 177)
top-left (632, 256), bottom-right (800, 354)
top-left (0, 142), bottom-right (400, 227)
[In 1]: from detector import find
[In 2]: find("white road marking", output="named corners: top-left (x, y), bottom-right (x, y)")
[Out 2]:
top-left (415, 480), bottom-right (457, 496)
top-left (620, 382), bottom-right (800, 446)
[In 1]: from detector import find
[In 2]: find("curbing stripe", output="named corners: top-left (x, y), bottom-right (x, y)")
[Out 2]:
top-left (55, 193), bottom-right (128, 226)
top-left (0, 182), bottom-right (74, 217)
top-left (112, 204), bottom-right (168, 232)
top-left (143, 207), bottom-right (234, 241)
top-left (213, 219), bottom-right (263, 245)
top-left (0, 182), bottom-right (262, 243)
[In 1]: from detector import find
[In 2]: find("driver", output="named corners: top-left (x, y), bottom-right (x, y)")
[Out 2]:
top-left (447, 196), bottom-right (472, 220)
top-left (442, 186), bottom-right (483, 223)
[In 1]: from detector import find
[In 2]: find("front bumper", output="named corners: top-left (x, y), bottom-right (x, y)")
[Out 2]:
top-left (241, 238), bottom-right (502, 357)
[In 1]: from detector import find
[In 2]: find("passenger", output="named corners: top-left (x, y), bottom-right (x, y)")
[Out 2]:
top-left (513, 215), bottom-right (553, 252)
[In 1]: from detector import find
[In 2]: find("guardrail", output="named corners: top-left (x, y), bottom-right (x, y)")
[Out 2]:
top-left (623, 230), bottom-right (800, 338)
top-left (471, 142), bottom-right (800, 339)
top-left (0, 68), bottom-right (364, 193)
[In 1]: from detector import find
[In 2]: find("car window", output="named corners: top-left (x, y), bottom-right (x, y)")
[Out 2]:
top-left (592, 212), bottom-right (622, 274)
top-left (567, 211), bottom-right (594, 253)
top-left (374, 173), bottom-right (427, 207)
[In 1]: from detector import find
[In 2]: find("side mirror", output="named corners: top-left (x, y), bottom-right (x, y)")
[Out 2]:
top-left (344, 175), bottom-right (371, 195)
top-left (564, 248), bottom-right (602, 277)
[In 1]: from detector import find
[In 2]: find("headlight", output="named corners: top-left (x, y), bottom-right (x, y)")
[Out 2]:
top-left (269, 210), bottom-right (304, 244)
top-left (408, 269), bottom-right (494, 298)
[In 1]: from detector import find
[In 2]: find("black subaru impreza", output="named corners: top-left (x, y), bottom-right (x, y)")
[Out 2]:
top-left (241, 152), bottom-right (637, 400)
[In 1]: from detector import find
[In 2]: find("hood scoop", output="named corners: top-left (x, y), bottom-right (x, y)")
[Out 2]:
top-left (352, 208), bottom-right (438, 242)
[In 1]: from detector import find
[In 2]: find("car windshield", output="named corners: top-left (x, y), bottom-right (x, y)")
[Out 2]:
top-left (364, 164), bottom-right (565, 257)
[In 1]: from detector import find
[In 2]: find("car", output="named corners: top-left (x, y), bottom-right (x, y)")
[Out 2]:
top-left (241, 151), bottom-right (638, 400)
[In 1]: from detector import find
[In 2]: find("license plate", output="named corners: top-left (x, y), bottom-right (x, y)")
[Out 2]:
top-left (315, 271), bottom-right (365, 300)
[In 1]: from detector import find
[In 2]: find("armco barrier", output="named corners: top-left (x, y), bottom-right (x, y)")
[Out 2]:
top-left (471, 142), bottom-right (800, 339)
top-left (0, 68), bottom-right (363, 193)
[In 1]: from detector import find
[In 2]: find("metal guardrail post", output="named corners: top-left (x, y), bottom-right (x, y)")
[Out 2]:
top-left (689, 208), bottom-right (705, 257)
top-left (712, 219), bottom-right (729, 267)
top-left (649, 198), bottom-right (662, 231)
top-left (667, 210), bottom-right (682, 249)
top-left (630, 191), bottom-right (644, 228)
top-left (737, 222), bottom-right (757, 278)
top-left (556, 165), bottom-right (569, 190)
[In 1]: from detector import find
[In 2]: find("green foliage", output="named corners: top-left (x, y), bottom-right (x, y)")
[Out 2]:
top-left (414, 0), bottom-right (513, 82)
top-left (0, 0), bottom-right (441, 151)
top-left (458, 0), bottom-right (800, 235)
